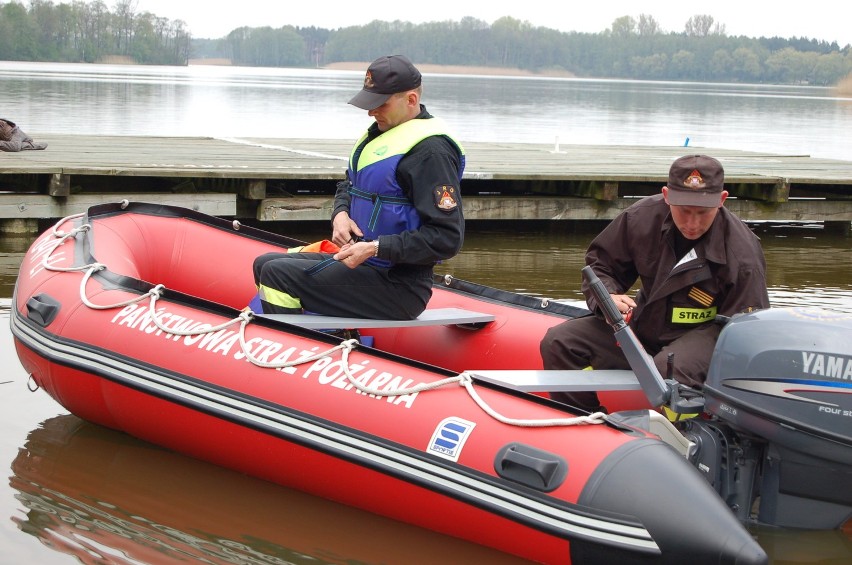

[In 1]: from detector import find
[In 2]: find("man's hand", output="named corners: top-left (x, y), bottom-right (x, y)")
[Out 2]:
top-left (331, 212), bottom-right (363, 247)
top-left (333, 241), bottom-right (375, 269)
top-left (611, 294), bottom-right (637, 316)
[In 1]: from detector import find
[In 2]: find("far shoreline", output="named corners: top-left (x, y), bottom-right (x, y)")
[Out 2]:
top-left (136, 56), bottom-right (849, 93)
top-left (321, 61), bottom-right (576, 78)
top-left (188, 58), bottom-right (576, 78)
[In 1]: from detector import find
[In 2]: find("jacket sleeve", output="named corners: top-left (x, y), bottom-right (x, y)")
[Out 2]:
top-left (582, 211), bottom-right (639, 313)
top-left (331, 178), bottom-right (353, 223)
top-left (718, 256), bottom-right (770, 316)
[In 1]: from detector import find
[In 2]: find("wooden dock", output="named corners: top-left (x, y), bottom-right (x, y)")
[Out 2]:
top-left (1, 134), bottom-right (851, 231)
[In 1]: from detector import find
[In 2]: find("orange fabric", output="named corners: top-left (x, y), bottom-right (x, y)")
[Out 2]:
top-left (288, 240), bottom-right (340, 254)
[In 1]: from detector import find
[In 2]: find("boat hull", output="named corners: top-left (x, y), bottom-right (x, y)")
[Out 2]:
top-left (11, 202), bottom-right (767, 564)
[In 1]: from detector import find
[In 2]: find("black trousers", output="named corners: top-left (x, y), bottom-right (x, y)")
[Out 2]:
top-left (253, 252), bottom-right (433, 320)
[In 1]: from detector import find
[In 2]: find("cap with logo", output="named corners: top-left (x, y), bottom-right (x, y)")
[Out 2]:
top-left (348, 55), bottom-right (422, 111)
top-left (666, 154), bottom-right (725, 207)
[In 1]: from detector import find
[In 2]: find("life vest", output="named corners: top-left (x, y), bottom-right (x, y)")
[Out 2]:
top-left (347, 117), bottom-right (465, 267)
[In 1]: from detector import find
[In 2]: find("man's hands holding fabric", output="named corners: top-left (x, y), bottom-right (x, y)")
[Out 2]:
top-left (331, 212), bottom-right (363, 247)
top-left (334, 241), bottom-right (375, 269)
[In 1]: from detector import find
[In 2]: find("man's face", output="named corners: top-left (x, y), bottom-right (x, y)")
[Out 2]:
top-left (663, 187), bottom-right (728, 240)
top-left (368, 91), bottom-right (415, 132)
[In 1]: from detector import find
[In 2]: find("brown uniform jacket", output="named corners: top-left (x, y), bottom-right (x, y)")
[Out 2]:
top-left (583, 194), bottom-right (769, 353)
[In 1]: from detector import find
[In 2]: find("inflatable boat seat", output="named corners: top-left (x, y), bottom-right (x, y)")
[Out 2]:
top-left (261, 307), bottom-right (495, 329)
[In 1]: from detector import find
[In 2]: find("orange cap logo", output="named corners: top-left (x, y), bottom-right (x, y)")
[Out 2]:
top-left (683, 169), bottom-right (706, 189)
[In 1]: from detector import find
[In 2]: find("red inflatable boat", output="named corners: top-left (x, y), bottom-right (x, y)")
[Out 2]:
top-left (11, 201), bottom-right (767, 564)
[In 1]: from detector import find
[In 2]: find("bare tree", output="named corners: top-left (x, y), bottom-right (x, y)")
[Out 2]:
top-left (638, 14), bottom-right (661, 36)
top-left (685, 15), bottom-right (726, 37)
top-left (113, 0), bottom-right (137, 54)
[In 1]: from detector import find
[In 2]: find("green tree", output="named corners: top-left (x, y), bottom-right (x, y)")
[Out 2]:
top-left (730, 47), bottom-right (762, 82)
top-left (8, 5), bottom-right (852, 85)
top-left (227, 25), bottom-right (306, 67)
top-left (765, 47), bottom-right (817, 83)
top-left (669, 49), bottom-right (697, 79)
top-left (611, 16), bottom-right (636, 37)
top-left (490, 16), bottom-right (534, 67)
top-left (0, 1), bottom-right (40, 59)
top-left (812, 52), bottom-right (850, 85)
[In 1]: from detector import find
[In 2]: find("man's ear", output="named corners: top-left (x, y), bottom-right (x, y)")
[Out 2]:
top-left (719, 190), bottom-right (729, 206)
top-left (661, 186), bottom-right (669, 204)
top-left (407, 89), bottom-right (420, 107)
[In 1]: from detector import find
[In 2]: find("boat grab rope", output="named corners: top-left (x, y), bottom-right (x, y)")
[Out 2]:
top-left (38, 210), bottom-right (607, 429)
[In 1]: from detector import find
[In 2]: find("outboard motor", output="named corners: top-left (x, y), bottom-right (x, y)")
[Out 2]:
top-left (580, 266), bottom-right (851, 530)
top-left (686, 307), bottom-right (852, 529)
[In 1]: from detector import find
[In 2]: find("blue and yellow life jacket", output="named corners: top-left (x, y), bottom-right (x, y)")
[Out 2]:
top-left (347, 118), bottom-right (465, 267)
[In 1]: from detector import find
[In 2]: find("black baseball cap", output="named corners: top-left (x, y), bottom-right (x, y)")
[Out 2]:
top-left (666, 155), bottom-right (726, 207)
top-left (348, 55), bottom-right (422, 110)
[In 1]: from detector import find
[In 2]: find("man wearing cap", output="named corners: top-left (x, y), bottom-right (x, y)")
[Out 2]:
top-left (540, 154), bottom-right (769, 412)
top-left (253, 55), bottom-right (465, 320)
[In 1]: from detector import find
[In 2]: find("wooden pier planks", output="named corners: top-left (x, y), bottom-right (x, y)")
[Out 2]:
top-left (1, 135), bottom-right (850, 223)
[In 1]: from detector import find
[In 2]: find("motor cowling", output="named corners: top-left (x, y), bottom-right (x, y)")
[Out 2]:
top-left (702, 307), bottom-right (852, 528)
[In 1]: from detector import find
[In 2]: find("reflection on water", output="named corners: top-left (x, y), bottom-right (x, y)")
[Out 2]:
top-left (9, 415), bottom-right (528, 565)
top-left (2, 61), bottom-right (852, 160)
top-left (750, 526), bottom-right (852, 565)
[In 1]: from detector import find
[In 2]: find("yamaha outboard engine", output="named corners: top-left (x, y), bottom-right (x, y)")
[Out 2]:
top-left (687, 307), bottom-right (852, 529)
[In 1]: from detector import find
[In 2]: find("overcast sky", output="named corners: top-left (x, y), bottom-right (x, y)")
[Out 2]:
top-left (134, 0), bottom-right (851, 47)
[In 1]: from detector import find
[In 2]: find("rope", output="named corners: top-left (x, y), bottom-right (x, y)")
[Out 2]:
top-left (329, 341), bottom-right (606, 427)
top-left (35, 209), bottom-right (606, 429)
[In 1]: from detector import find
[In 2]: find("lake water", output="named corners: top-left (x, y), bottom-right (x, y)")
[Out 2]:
top-left (2, 60), bottom-right (852, 161)
top-left (1, 61), bottom-right (851, 564)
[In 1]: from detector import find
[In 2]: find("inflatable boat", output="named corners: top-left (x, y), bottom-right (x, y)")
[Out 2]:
top-left (10, 201), bottom-right (779, 563)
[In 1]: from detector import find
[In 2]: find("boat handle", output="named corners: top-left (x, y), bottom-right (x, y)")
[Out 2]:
top-left (494, 443), bottom-right (568, 492)
top-left (26, 293), bottom-right (62, 327)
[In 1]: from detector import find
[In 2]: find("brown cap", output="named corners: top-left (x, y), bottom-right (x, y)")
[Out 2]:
top-left (666, 155), bottom-right (725, 207)
top-left (348, 55), bottom-right (422, 110)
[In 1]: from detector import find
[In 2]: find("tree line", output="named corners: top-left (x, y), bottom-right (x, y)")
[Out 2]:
top-left (4, 1), bottom-right (851, 86)
top-left (0, 0), bottom-right (190, 65)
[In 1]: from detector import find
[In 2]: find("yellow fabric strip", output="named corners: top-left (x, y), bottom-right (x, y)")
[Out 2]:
top-left (258, 284), bottom-right (302, 309)
top-left (671, 306), bottom-right (718, 324)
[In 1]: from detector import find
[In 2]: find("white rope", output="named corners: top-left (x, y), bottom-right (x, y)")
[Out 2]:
top-left (323, 340), bottom-right (607, 427)
top-left (39, 210), bottom-right (605, 429)
top-left (458, 373), bottom-right (608, 427)
top-left (236, 315), bottom-right (355, 369)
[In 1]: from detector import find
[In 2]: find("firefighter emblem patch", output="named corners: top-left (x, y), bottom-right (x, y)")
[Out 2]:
top-left (435, 185), bottom-right (458, 211)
